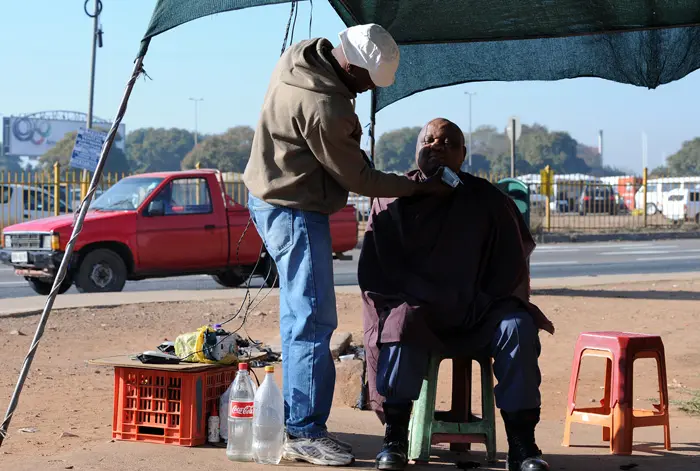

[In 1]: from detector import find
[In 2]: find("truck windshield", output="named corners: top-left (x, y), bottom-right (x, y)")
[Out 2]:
top-left (92, 177), bottom-right (164, 211)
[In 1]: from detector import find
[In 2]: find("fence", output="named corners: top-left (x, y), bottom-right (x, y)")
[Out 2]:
top-left (3, 167), bottom-right (699, 235)
top-left (0, 164), bottom-right (127, 233)
top-left (351, 173), bottom-right (700, 234)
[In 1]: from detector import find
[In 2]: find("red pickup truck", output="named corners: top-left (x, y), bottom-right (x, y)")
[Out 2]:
top-left (0, 170), bottom-right (358, 294)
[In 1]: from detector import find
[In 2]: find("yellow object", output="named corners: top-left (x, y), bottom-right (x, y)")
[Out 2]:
top-left (51, 234), bottom-right (60, 251)
top-left (265, 365), bottom-right (274, 373)
top-left (540, 165), bottom-right (554, 196)
top-left (175, 325), bottom-right (237, 365)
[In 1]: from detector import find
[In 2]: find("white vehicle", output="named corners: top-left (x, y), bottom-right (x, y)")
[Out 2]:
top-left (663, 188), bottom-right (700, 223)
top-left (1, 184), bottom-right (71, 226)
top-left (635, 177), bottom-right (700, 215)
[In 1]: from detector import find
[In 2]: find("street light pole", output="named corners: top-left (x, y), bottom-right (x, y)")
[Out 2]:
top-left (464, 92), bottom-right (476, 171)
top-left (85, 0), bottom-right (103, 130)
top-left (189, 98), bottom-right (203, 146)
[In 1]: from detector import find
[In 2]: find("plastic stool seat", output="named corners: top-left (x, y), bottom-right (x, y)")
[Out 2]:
top-left (562, 331), bottom-right (671, 455)
top-left (408, 353), bottom-right (497, 463)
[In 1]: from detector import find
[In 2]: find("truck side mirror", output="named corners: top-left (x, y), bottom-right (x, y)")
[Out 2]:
top-left (147, 200), bottom-right (165, 217)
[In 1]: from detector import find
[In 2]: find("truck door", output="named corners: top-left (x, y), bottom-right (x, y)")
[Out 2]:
top-left (136, 177), bottom-right (227, 272)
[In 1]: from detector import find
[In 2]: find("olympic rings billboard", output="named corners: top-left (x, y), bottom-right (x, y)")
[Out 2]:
top-left (2, 116), bottom-right (125, 157)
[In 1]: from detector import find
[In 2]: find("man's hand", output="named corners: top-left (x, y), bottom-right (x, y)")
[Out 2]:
top-left (415, 168), bottom-right (454, 196)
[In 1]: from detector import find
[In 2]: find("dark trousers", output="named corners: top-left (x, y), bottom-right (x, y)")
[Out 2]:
top-left (376, 311), bottom-right (542, 413)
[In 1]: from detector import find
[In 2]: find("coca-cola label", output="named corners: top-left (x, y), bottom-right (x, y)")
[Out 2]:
top-left (230, 401), bottom-right (254, 418)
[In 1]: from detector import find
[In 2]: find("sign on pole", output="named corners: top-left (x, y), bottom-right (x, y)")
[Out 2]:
top-left (70, 127), bottom-right (107, 173)
top-left (506, 115), bottom-right (522, 142)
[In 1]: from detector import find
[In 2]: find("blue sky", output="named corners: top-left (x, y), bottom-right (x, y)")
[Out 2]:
top-left (1, 0), bottom-right (699, 173)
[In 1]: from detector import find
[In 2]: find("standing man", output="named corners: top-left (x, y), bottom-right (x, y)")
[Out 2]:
top-left (243, 24), bottom-right (449, 466)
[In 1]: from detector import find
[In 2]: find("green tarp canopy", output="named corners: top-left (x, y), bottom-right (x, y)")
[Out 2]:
top-left (140, 0), bottom-right (700, 111)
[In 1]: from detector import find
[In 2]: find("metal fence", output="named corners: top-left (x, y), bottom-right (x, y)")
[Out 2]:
top-left (0, 164), bottom-right (127, 233)
top-left (2, 168), bottom-right (699, 235)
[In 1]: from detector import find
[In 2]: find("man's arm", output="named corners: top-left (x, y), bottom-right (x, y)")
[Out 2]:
top-left (306, 101), bottom-right (419, 198)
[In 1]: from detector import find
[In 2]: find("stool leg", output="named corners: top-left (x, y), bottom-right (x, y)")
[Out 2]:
top-left (611, 403), bottom-right (633, 455)
top-left (602, 358), bottom-right (612, 443)
top-left (562, 349), bottom-right (584, 447)
top-left (656, 351), bottom-right (672, 451)
top-left (450, 358), bottom-right (472, 453)
top-left (480, 359), bottom-right (497, 464)
top-left (409, 356), bottom-right (440, 462)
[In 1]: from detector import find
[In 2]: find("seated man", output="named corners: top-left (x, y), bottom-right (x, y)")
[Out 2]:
top-left (359, 118), bottom-right (555, 471)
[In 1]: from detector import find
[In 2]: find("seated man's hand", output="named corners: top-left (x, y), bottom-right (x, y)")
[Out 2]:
top-left (415, 168), bottom-right (455, 196)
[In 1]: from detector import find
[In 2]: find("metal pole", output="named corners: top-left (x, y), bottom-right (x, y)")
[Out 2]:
top-left (83, 0), bottom-right (102, 199)
top-left (0, 56), bottom-right (145, 448)
top-left (643, 167), bottom-right (648, 227)
top-left (510, 118), bottom-right (516, 178)
top-left (369, 90), bottom-right (376, 167)
top-left (189, 98), bottom-right (203, 146)
top-left (465, 92), bottom-right (475, 171)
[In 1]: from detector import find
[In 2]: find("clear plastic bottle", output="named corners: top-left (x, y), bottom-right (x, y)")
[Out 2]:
top-left (220, 370), bottom-right (257, 442)
top-left (226, 363), bottom-right (256, 461)
top-left (253, 365), bottom-right (285, 465)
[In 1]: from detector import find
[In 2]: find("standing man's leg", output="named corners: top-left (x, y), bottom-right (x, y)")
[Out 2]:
top-left (248, 195), bottom-right (353, 466)
top-left (489, 312), bottom-right (549, 471)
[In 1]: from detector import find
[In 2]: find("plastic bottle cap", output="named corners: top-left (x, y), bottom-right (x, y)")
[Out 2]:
top-left (265, 365), bottom-right (274, 373)
top-left (238, 363), bottom-right (248, 371)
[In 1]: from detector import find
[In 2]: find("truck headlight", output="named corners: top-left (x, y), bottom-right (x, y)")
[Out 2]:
top-left (42, 234), bottom-right (60, 250)
top-left (3, 234), bottom-right (11, 249)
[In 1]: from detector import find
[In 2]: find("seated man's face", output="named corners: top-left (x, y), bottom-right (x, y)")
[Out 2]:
top-left (415, 119), bottom-right (466, 177)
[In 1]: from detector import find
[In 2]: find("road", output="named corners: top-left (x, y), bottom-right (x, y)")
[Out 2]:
top-left (1, 239), bottom-right (700, 300)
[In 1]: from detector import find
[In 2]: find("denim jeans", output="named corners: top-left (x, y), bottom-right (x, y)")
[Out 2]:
top-left (248, 194), bottom-right (338, 439)
top-left (377, 311), bottom-right (542, 413)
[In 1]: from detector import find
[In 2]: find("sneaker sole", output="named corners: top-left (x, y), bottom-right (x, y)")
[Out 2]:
top-left (376, 461), bottom-right (407, 471)
top-left (283, 450), bottom-right (355, 467)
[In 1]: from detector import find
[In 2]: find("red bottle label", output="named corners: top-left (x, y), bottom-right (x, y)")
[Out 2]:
top-left (230, 401), bottom-right (254, 418)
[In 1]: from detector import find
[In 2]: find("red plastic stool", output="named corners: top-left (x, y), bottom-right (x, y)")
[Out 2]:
top-left (562, 331), bottom-right (671, 455)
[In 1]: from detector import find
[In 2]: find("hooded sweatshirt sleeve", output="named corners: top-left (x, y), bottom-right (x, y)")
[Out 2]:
top-left (306, 98), bottom-right (419, 198)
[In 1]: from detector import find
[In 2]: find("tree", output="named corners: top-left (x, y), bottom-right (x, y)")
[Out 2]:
top-left (374, 127), bottom-right (421, 172)
top-left (126, 128), bottom-right (196, 172)
top-left (181, 126), bottom-right (254, 172)
top-left (0, 142), bottom-right (22, 173)
top-left (38, 130), bottom-right (130, 174)
top-left (665, 138), bottom-right (700, 176)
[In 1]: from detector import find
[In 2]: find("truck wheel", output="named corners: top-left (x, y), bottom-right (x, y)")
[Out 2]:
top-left (75, 249), bottom-right (127, 293)
top-left (212, 270), bottom-right (246, 288)
top-left (646, 203), bottom-right (658, 216)
top-left (260, 254), bottom-right (280, 288)
top-left (27, 276), bottom-right (72, 296)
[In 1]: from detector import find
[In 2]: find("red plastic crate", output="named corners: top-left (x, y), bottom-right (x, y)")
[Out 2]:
top-left (112, 365), bottom-right (237, 446)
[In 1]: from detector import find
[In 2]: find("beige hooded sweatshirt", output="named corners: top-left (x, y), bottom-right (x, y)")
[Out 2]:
top-left (243, 38), bottom-right (418, 214)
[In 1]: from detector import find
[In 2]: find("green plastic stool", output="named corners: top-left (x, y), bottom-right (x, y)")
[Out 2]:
top-left (408, 354), bottom-right (497, 463)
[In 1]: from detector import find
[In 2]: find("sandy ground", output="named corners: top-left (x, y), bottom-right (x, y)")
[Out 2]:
top-left (1, 279), bottom-right (699, 470)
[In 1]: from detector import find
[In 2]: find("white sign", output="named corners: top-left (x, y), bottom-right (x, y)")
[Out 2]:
top-left (506, 116), bottom-right (522, 142)
top-left (70, 128), bottom-right (107, 172)
top-left (2, 116), bottom-right (125, 157)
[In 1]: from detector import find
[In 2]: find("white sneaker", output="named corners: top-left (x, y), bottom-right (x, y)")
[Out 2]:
top-left (283, 435), bottom-right (355, 466)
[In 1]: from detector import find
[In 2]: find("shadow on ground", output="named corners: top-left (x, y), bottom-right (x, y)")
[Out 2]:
top-left (332, 432), bottom-right (700, 471)
top-left (532, 289), bottom-right (700, 301)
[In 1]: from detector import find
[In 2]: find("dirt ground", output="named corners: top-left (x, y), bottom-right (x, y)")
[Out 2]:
top-left (1, 279), bottom-right (699, 470)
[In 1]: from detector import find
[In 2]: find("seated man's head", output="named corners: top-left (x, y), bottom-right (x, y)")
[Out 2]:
top-left (416, 118), bottom-right (466, 177)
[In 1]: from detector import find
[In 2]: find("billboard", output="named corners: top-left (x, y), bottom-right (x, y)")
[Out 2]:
top-left (2, 116), bottom-right (126, 157)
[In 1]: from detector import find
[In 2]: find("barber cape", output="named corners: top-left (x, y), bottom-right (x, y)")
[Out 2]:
top-left (359, 170), bottom-right (554, 413)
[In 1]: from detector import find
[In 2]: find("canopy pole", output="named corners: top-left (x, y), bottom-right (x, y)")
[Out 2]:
top-left (370, 89), bottom-right (376, 166)
top-left (0, 55), bottom-right (146, 448)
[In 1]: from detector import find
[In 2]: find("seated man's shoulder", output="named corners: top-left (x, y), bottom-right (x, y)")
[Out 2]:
top-left (464, 174), bottom-right (511, 205)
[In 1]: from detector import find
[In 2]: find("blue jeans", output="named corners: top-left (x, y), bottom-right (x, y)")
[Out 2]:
top-left (248, 194), bottom-right (337, 439)
top-left (377, 311), bottom-right (542, 413)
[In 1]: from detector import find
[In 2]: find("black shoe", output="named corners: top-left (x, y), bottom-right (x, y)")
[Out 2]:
top-left (375, 403), bottom-right (412, 471)
top-left (501, 409), bottom-right (549, 471)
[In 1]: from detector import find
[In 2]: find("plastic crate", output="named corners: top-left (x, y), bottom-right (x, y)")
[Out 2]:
top-left (112, 365), bottom-right (237, 446)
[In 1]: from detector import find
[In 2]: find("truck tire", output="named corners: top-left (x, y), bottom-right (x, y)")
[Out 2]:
top-left (646, 203), bottom-right (658, 216)
top-left (212, 270), bottom-right (246, 288)
top-left (27, 276), bottom-right (72, 296)
top-left (260, 254), bottom-right (280, 289)
top-left (75, 249), bottom-right (127, 293)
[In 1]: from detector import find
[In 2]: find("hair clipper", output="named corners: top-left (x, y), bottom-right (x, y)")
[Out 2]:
top-left (440, 167), bottom-right (462, 188)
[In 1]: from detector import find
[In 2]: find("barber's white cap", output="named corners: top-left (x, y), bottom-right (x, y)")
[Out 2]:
top-left (338, 24), bottom-right (400, 88)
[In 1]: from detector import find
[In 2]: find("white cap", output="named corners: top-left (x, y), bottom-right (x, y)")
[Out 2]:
top-left (338, 24), bottom-right (400, 88)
